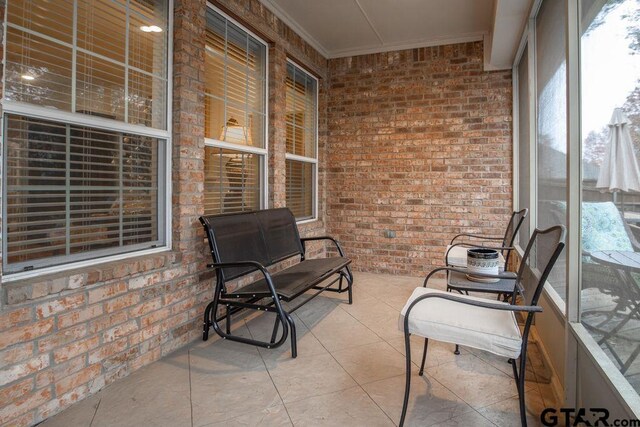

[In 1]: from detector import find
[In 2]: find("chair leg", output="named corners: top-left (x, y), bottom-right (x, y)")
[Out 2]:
top-left (400, 331), bottom-right (413, 427)
top-left (454, 344), bottom-right (460, 355)
top-left (226, 304), bottom-right (231, 335)
top-left (510, 356), bottom-right (528, 427)
top-left (419, 338), bottom-right (429, 376)
top-left (518, 354), bottom-right (528, 427)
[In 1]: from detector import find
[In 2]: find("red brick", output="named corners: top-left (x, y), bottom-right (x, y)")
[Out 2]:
top-left (53, 336), bottom-right (101, 363)
top-left (36, 293), bottom-right (86, 318)
top-left (104, 292), bottom-right (141, 314)
top-left (37, 324), bottom-right (87, 353)
top-left (35, 356), bottom-right (86, 389)
top-left (0, 387), bottom-right (51, 425)
top-left (88, 338), bottom-right (128, 365)
top-left (103, 320), bottom-right (138, 343)
top-left (0, 342), bottom-right (35, 366)
top-left (88, 282), bottom-right (127, 304)
top-left (0, 319), bottom-right (54, 351)
top-left (55, 364), bottom-right (102, 395)
top-left (0, 307), bottom-right (33, 330)
top-left (58, 304), bottom-right (104, 329)
top-left (0, 355), bottom-right (49, 387)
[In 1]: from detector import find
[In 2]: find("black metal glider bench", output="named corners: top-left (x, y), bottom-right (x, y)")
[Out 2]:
top-left (199, 208), bottom-right (353, 358)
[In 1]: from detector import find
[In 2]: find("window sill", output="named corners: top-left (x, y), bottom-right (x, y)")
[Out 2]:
top-left (2, 247), bottom-right (180, 306)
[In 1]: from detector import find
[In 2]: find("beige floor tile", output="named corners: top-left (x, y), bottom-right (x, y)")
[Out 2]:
top-left (426, 353), bottom-right (520, 409)
top-left (292, 296), bottom-right (340, 328)
top-left (478, 388), bottom-right (546, 427)
top-left (300, 308), bottom-right (382, 351)
top-left (266, 353), bottom-right (357, 403)
top-left (205, 404), bottom-right (292, 426)
top-left (429, 410), bottom-right (495, 427)
top-left (245, 313), bottom-right (328, 361)
top-left (362, 373), bottom-right (474, 426)
top-left (91, 350), bottom-right (191, 427)
top-left (39, 394), bottom-right (100, 427)
top-left (332, 341), bottom-right (406, 385)
top-left (191, 379), bottom-right (283, 426)
top-left (386, 335), bottom-right (467, 369)
top-left (286, 386), bottom-right (394, 426)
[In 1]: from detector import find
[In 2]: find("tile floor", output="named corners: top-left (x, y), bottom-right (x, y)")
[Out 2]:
top-left (42, 272), bottom-right (560, 427)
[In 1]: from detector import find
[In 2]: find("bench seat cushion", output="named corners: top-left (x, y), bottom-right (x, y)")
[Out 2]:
top-left (227, 257), bottom-right (351, 302)
top-left (398, 287), bottom-right (522, 359)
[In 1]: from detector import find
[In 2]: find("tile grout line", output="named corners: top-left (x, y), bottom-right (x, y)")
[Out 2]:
top-left (89, 398), bottom-right (101, 427)
top-left (294, 294), bottom-right (398, 425)
top-left (188, 348), bottom-right (194, 427)
top-left (243, 318), bottom-right (296, 426)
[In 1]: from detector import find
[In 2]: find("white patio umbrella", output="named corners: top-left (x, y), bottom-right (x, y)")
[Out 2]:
top-left (596, 108), bottom-right (640, 213)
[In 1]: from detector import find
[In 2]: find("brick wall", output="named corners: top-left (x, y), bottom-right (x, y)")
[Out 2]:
top-left (0, 1), bottom-right (328, 425)
top-left (326, 42), bottom-right (513, 276)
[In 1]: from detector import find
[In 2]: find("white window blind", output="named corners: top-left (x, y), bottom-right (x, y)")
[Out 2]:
top-left (3, 0), bottom-right (170, 275)
top-left (203, 6), bottom-right (267, 215)
top-left (285, 61), bottom-right (317, 220)
top-left (4, 115), bottom-right (164, 273)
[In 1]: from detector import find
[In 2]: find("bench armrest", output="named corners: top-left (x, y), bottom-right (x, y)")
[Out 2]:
top-left (300, 236), bottom-right (347, 257)
top-left (208, 260), bottom-right (281, 302)
top-left (450, 233), bottom-right (504, 245)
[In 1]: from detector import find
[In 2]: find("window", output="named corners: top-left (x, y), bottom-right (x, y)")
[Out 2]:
top-left (535, 0), bottom-right (568, 300)
top-left (203, 7), bottom-right (267, 215)
top-left (580, 0), bottom-right (640, 394)
top-left (3, 0), bottom-right (170, 275)
top-left (285, 61), bottom-right (317, 220)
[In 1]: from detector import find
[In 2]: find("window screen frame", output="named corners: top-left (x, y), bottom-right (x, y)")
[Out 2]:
top-left (285, 59), bottom-right (318, 223)
top-left (203, 4), bottom-right (268, 215)
top-left (1, 0), bottom-right (173, 280)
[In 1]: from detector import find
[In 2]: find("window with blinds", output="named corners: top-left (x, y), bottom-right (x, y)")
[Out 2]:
top-left (285, 62), bottom-right (318, 220)
top-left (4, 115), bottom-right (163, 272)
top-left (3, 0), bottom-right (170, 274)
top-left (5, 0), bottom-right (169, 129)
top-left (203, 6), bottom-right (267, 215)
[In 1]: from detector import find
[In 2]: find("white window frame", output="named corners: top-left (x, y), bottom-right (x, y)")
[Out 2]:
top-left (285, 58), bottom-right (318, 223)
top-left (1, 0), bottom-right (174, 282)
top-left (203, 4), bottom-right (269, 212)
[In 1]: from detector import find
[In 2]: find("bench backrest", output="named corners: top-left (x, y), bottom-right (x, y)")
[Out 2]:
top-left (200, 208), bottom-right (303, 282)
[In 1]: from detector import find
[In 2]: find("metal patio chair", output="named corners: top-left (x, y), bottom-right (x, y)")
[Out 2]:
top-left (445, 208), bottom-right (528, 272)
top-left (399, 225), bottom-right (566, 427)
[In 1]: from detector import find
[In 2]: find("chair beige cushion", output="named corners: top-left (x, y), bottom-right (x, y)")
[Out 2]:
top-left (446, 245), bottom-right (505, 269)
top-left (398, 287), bottom-right (522, 359)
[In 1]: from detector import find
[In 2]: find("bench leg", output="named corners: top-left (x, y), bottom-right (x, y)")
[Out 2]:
top-left (203, 301), bottom-right (214, 341)
top-left (270, 317), bottom-right (280, 344)
top-left (226, 304), bottom-right (231, 335)
top-left (284, 312), bottom-right (297, 358)
top-left (345, 267), bottom-right (354, 305)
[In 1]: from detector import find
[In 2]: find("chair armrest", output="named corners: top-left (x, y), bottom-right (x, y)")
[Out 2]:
top-left (450, 233), bottom-right (504, 245)
top-left (300, 236), bottom-right (347, 257)
top-left (423, 266), bottom-right (517, 287)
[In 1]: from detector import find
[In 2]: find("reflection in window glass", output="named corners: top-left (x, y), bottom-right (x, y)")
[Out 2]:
top-left (4, 0), bottom-right (169, 129)
top-left (204, 147), bottom-right (261, 215)
top-left (536, 0), bottom-right (568, 300)
top-left (580, 0), bottom-right (640, 395)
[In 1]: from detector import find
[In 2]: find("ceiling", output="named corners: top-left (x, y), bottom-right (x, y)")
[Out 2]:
top-left (259, 0), bottom-right (532, 69)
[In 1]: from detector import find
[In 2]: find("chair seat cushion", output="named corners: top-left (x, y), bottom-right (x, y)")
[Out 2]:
top-left (446, 245), bottom-right (505, 268)
top-left (398, 287), bottom-right (522, 359)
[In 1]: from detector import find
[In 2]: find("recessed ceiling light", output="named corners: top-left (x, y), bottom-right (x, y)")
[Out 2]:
top-left (140, 25), bottom-right (162, 33)
top-left (21, 75), bottom-right (35, 81)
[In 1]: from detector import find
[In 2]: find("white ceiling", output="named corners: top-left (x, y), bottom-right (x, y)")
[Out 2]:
top-left (259, 0), bottom-right (532, 69)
